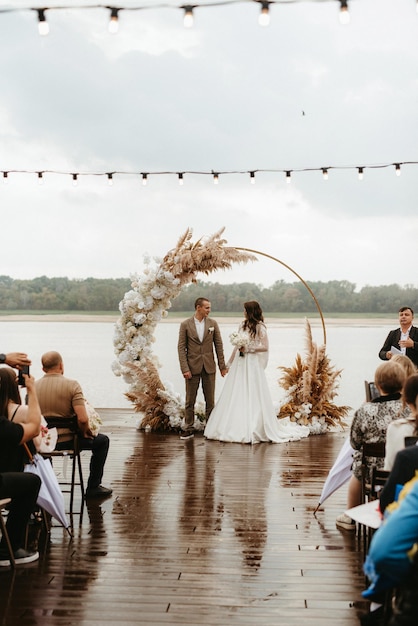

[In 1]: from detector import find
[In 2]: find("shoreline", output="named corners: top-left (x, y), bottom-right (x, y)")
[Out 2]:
top-left (0, 314), bottom-right (395, 326)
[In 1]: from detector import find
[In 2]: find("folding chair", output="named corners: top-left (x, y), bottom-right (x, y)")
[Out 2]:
top-left (41, 416), bottom-right (85, 516)
top-left (370, 467), bottom-right (390, 501)
top-left (360, 441), bottom-right (386, 503)
top-left (0, 498), bottom-right (15, 567)
top-left (360, 441), bottom-right (386, 552)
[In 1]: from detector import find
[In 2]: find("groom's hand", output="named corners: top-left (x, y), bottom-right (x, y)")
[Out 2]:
top-left (183, 371), bottom-right (192, 379)
top-left (220, 369), bottom-right (228, 377)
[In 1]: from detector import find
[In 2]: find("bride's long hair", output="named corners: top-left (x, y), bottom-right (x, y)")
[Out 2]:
top-left (243, 301), bottom-right (264, 337)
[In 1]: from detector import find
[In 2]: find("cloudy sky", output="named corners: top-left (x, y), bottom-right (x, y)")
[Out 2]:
top-left (1, 0), bottom-right (417, 290)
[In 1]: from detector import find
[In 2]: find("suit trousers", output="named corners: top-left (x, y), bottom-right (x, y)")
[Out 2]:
top-left (185, 369), bottom-right (216, 431)
top-left (0, 472), bottom-right (41, 551)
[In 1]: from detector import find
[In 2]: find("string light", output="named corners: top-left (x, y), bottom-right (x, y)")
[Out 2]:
top-left (0, 0), bottom-right (405, 35)
top-left (0, 161), bottom-right (414, 188)
top-left (2, 172), bottom-right (8, 184)
top-left (258, 1), bottom-right (271, 26)
top-left (339, 0), bottom-right (350, 25)
top-left (36, 9), bottom-right (49, 36)
top-left (37, 171), bottom-right (44, 185)
top-left (108, 8), bottom-right (119, 34)
top-left (182, 5), bottom-right (194, 28)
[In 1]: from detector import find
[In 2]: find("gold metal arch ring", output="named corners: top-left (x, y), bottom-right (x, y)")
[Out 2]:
top-left (235, 247), bottom-right (327, 345)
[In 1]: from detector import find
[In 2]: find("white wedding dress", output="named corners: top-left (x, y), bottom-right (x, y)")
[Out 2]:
top-left (204, 322), bottom-right (310, 444)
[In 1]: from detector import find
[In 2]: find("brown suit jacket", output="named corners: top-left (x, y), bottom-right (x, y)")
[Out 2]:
top-left (178, 316), bottom-right (226, 375)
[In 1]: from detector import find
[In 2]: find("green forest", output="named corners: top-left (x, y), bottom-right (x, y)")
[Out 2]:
top-left (0, 275), bottom-right (416, 314)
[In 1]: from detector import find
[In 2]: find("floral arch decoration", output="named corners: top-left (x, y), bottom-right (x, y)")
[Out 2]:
top-left (112, 228), bottom-right (349, 432)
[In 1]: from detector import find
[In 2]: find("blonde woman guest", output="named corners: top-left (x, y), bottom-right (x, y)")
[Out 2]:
top-left (336, 360), bottom-right (409, 531)
top-left (384, 356), bottom-right (417, 472)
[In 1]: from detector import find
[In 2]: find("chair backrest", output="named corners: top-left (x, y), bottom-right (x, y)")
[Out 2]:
top-left (364, 381), bottom-right (379, 402)
top-left (405, 436), bottom-right (418, 448)
top-left (43, 416), bottom-right (80, 453)
top-left (43, 416), bottom-right (78, 432)
top-left (362, 441), bottom-right (386, 460)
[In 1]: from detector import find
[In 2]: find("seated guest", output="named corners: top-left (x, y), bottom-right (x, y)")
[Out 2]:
top-left (0, 366), bottom-right (42, 459)
top-left (0, 372), bottom-right (42, 566)
top-left (336, 361), bottom-right (409, 531)
top-left (380, 375), bottom-right (418, 513)
top-left (35, 351), bottom-right (112, 499)
top-left (384, 357), bottom-right (416, 471)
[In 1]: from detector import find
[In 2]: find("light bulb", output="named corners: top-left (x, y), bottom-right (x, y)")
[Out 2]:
top-left (285, 171), bottom-right (291, 183)
top-left (178, 172), bottom-right (184, 185)
top-left (358, 167), bottom-right (364, 181)
top-left (183, 6), bottom-right (194, 28)
top-left (72, 173), bottom-right (78, 186)
top-left (108, 8), bottom-right (119, 34)
top-left (2, 171), bottom-right (8, 184)
top-left (259, 2), bottom-right (270, 26)
top-left (395, 163), bottom-right (401, 177)
top-left (37, 172), bottom-right (44, 185)
top-left (339, 1), bottom-right (350, 24)
top-left (142, 173), bottom-right (148, 186)
top-left (107, 173), bottom-right (113, 186)
top-left (250, 171), bottom-right (255, 184)
top-left (322, 168), bottom-right (329, 180)
top-left (37, 9), bottom-right (49, 36)
top-left (213, 173), bottom-right (219, 185)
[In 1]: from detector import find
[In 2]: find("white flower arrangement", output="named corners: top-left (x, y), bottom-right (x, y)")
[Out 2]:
top-left (112, 228), bottom-right (256, 431)
top-left (229, 329), bottom-right (251, 356)
top-left (85, 400), bottom-right (102, 436)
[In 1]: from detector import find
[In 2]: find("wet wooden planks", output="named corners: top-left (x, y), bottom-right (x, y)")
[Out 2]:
top-left (0, 410), bottom-right (368, 625)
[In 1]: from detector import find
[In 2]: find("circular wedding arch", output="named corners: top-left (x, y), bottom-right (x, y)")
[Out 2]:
top-left (113, 229), bottom-right (332, 431)
top-left (235, 247), bottom-right (327, 345)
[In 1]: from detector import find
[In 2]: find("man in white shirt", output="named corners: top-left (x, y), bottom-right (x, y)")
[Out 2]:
top-left (379, 307), bottom-right (418, 367)
top-left (178, 298), bottom-right (227, 439)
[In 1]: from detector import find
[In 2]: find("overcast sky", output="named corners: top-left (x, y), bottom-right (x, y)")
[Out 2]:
top-left (0, 0), bottom-right (417, 290)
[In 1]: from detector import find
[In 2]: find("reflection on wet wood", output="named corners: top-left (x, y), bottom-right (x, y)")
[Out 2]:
top-left (0, 409), bottom-right (368, 624)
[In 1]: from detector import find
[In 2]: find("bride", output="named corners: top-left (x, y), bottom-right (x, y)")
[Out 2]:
top-left (204, 301), bottom-right (310, 444)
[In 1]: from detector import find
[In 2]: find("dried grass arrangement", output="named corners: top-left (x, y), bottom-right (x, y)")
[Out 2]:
top-left (113, 228), bottom-right (256, 431)
top-left (277, 319), bottom-right (350, 432)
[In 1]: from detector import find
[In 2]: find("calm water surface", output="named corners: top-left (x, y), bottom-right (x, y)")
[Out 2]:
top-left (0, 319), bottom-right (393, 417)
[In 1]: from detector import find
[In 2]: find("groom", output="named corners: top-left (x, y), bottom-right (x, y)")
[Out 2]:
top-left (178, 297), bottom-right (227, 439)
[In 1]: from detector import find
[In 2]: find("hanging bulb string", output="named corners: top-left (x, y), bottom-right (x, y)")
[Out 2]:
top-left (0, 161), bottom-right (414, 185)
top-left (0, 1), bottom-right (408, 34)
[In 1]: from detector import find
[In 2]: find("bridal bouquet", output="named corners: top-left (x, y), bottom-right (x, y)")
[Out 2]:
top-left (229, 330), bottom-right (251, 357)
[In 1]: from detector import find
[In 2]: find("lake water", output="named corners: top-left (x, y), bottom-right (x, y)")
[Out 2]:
top-left (0, 319), bottom-right (395, 418)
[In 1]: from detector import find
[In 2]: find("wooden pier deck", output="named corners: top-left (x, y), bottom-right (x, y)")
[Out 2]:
top-left (0, 409), bottom-right (368, 625)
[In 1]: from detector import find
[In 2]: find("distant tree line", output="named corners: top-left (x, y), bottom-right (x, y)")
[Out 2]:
top-left (0, 275), bottom-right (416, 314)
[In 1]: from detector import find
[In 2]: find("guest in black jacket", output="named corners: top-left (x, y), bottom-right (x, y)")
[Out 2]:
top-left (379, 307), bottom-right (418, 367)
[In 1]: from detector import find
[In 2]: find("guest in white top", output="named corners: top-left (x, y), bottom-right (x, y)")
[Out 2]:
top-left (384, 355), bottom-right (416, 471)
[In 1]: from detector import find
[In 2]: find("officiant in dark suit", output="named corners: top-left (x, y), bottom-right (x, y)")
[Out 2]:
top-left (379, 306), bottom-right (418, 367)
top-left (178, 297), bottom-right (227, 439)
